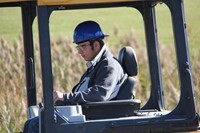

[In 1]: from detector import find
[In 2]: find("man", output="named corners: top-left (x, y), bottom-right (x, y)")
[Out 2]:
top-left (23, 20), bottom-right (126, 133)
top-left (54, 20), bottom-right (126, 105)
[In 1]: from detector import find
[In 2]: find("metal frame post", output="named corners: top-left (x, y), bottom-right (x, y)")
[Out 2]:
top-left (21, 2), bottom-right (37, 108)
top-left (136, 2), bottom-right (165, 111)
top-left (37, 6), bottom-right (56, 133)
top-left (164, 0), bottom-right (197, 116)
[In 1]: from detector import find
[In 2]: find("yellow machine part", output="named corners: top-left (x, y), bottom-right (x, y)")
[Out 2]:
top-left (0, 0), bottom-right (145, 5)
top-left (37, 0), bottom-right (144, 6)
top-left (0, 0), bottom-right (32, 3)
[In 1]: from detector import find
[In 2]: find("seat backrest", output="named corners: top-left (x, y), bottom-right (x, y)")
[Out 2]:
top-left (114, 46), bottom-right (138, 100)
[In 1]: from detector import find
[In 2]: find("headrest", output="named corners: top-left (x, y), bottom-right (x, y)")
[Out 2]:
top-left (118, 46), bottom-right (138, 76)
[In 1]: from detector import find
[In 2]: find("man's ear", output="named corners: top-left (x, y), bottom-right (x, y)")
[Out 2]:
top-left (93, 41), bottom-right (101, 51)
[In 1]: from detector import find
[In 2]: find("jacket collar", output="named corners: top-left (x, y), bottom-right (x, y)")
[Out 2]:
top-left (86, 44), bottom-right (107, 69)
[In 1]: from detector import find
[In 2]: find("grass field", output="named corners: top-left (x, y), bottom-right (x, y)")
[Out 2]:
top-left (0, 0), bottom-right (200, 132)
top-left (0, 0), bottom-right (200, 45)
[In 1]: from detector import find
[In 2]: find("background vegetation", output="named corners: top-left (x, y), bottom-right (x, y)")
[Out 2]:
top-left (0, 0), bottom-right (200, 132)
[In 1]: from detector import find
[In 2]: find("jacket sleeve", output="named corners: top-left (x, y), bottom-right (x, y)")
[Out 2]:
top-left (63, 57), bottom-right (123, 105)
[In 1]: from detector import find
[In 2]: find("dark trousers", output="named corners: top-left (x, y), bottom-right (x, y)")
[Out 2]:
top-left (23, 116), bottom-right (39, 133)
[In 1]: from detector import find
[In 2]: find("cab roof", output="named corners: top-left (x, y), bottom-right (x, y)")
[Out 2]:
top-left (0, 0), bottom-right (32, 3)
top-left (0, 0), bottom-right (155, 6)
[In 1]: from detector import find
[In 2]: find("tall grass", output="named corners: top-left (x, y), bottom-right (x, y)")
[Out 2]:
top-left (0, 35), bottom-right (27, 132)
top-left (0, 28), bottom-right (199, 132)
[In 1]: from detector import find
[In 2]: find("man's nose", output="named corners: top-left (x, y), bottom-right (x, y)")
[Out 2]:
top-left (78, 49), bottom-right (83, 54)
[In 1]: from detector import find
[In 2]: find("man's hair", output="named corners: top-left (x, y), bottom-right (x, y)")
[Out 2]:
top-left (90, 38), bottom-right (104, 49)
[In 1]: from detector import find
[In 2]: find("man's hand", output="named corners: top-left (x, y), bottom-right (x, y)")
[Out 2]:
top-left (53, 91), bottom-right (64, 103)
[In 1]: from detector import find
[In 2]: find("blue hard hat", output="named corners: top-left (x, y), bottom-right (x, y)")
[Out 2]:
top-left (73, 21), bottom-right (109, 44)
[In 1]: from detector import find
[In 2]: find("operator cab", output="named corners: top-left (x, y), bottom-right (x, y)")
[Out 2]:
top-left (35, 0), bottom-right (199, 132)
top-left (0, 0), bottom-right (199, 133)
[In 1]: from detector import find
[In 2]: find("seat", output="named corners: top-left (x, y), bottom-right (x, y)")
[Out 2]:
top-left (82, 46), bottom-right (140, 120)
top-left (114, 46), bottom-right (138, 100)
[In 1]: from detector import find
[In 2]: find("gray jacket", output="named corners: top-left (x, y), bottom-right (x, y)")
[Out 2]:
top-left (63, 46), bottom-right (126, 105)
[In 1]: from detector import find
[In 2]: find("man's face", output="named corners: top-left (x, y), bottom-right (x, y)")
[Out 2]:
top-left (76, 41), bottom-right (100, 61)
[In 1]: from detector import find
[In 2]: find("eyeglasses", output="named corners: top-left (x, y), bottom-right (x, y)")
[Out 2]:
top-left (76, 43), bottom-right (90, 51)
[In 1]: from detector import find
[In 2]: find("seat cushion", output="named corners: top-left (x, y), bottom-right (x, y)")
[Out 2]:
top-left (118, 47), bottom-right (138, 76)
top-left (114, 77), bottom-right (135, 100)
